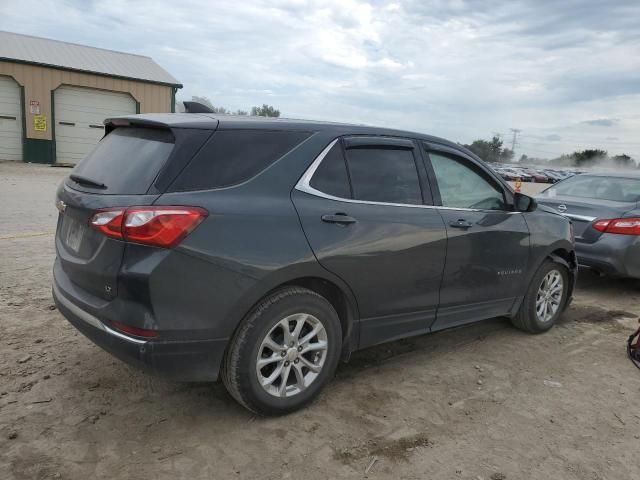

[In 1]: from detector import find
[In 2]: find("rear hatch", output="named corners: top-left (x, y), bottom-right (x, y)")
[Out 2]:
top-left (55, 124), bottom-right (212, 300)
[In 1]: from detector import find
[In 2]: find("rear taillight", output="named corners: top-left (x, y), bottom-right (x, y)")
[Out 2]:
top-left (90, 209), bottom-right (125, 240)
top-left (123, 207), bottom-right (207, 248)
top-left (90, 206), bottom-right (207, 248)
top-left (592, 217), bottom-right (640, 235)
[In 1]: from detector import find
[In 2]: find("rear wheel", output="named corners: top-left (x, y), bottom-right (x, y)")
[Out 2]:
top-left (511, 260), bottom-right (569, 333)
top-left (222, 287), bottom-right (342, 415)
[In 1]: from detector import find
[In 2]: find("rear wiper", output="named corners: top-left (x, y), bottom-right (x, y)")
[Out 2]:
top-left (69, 174), bottom-right (107, 190)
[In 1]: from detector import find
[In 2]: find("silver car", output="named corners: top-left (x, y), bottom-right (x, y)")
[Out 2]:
top-left (537, 172), bottom-right (640, 278)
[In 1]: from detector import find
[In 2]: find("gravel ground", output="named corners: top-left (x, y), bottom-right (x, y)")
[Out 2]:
top-left (1, 161), bottom-right (639, 480)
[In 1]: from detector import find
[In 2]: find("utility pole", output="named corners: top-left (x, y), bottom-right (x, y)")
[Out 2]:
top-left (510, 128), bottom-right (521, 153)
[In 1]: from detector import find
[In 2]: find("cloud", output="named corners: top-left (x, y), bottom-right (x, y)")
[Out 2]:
top-left (1, 0), bottom-right (639, 159)
top-left (581, 119), bottom-right (619, 127)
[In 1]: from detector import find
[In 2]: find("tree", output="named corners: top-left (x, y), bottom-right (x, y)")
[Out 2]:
top-left (572, 149), bottom-right (607, 167)
top-left (251, 104), bottom-right (280, 117)
top-left (463, 135), bottom-right (512, 163)
top-left (500, 148), bottom-right (515, 163)
top-left (549, 149), bottom-right (608, 167)
top-left (549, 154), bottom-right (574, 167)
top-left (464, 139), bottom-right (494, 162)
top-left (612, 154), bottom-right (633, 168)
top-left (489, 135), bottom-right (504, 160)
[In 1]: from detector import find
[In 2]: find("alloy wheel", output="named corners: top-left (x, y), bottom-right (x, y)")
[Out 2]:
top-left (256, 313), bottom-right (328, 398)
top-left (535, 269), bottom-right (564, 323)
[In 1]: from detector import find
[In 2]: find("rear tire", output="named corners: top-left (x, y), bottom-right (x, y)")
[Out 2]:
top-left (222, 287), bottom-right (342, 415)
top-left (511, 259), bottom-right (569, 334)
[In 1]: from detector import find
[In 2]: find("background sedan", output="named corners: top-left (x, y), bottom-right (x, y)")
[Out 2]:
top-left (536, 173), bottom-right (640, 278)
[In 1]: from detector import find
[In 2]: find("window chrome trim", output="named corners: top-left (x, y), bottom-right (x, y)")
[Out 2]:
top-left (295, 138), bottom-right (521, 214)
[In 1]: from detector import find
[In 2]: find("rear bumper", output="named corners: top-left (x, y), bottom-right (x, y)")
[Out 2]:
top-left (53, 267), bottom-right (228, 382)
top-left (576, 234), bottom-right (640, 279)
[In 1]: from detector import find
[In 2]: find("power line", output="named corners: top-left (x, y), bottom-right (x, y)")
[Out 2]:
top-left (509, 128), bottom-right (521, 154)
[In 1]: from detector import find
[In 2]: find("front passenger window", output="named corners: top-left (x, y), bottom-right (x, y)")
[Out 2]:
top-left (429, 152), bottom-right (505, 210)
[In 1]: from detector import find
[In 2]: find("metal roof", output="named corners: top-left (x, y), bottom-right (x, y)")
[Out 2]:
top-left (0, 31), bottom-right (181, 87)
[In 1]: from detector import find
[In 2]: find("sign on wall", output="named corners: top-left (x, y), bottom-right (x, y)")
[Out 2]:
top-left (34, 115), bottom-right (47, 132)
top-left (29, 100), bottom-right (40, 115)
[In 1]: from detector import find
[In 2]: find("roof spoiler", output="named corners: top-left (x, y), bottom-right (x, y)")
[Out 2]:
top-left (183, 101), bottom-right (214, 113)
top-left (103, 117), bottom-right (171, 135)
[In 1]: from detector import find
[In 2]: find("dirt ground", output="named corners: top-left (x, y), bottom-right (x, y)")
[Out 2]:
top-left (1, 162), bottom-right (639, 480)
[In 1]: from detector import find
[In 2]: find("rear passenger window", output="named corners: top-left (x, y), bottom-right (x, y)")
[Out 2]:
top-left (170, 130), bottom-right (311, 191)
top-left (345, 147), bottom-right (423, 205)
top-left (309, 142), bottom-right (351, 198)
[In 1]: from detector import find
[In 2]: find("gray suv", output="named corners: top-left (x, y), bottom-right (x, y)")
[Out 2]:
top-left (53, 114), bottom-right (576, 415)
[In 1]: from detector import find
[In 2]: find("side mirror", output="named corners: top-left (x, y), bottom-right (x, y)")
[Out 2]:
top-left (514, 192), bottom-right (537, 212)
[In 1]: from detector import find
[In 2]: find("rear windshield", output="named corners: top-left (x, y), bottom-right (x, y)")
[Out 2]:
top-left (69, 127), bottom-right (174, 194)
top-left (169, 129), bottom-right (311, 191)
top-left (544, 175), bottom-right (640, 202)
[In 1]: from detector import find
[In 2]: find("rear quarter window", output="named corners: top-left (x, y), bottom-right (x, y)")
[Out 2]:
top-left (69, 127), bottom-right (174, 194)
top-left (169, 130), bottom-right (311, 191)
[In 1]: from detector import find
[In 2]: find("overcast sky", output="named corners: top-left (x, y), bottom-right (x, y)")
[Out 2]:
top-left (2, 0), bottom-right (639, 160)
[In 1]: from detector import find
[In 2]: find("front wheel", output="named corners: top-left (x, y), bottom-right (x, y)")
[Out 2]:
top-left (222, 287), bottom-right (342, 415)
top-left (511, 260), bottom-right (569, 333)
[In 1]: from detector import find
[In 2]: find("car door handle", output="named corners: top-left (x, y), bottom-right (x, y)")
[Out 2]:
top-left (449, 219), bottom-right (473, 229)
top-left (321, 213), bottom-right (357, 225)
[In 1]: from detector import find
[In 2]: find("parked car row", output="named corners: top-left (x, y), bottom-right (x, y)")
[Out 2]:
top-left (488, 163), bottom-right (579, 184)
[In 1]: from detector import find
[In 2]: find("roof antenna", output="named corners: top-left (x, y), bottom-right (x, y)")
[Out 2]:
top-left (183, 101), bottom-right (214, 113)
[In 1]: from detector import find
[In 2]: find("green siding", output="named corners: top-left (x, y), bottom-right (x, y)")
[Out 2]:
top-left (20, 85), bottom-right (26, 161)
top-left (24, 138), bottom-right (54, 163)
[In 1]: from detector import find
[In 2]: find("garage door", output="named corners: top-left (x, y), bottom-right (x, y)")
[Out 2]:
top-left (0, 76), bottom-right (23, 161)
top-left (54, 86), bottom-right (136, 165)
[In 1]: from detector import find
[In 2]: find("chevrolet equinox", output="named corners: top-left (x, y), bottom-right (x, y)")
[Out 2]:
top-left (53, 114), bottom-right (577, 415)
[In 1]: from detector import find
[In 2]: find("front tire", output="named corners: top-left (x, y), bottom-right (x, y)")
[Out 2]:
top-left (511, 260), bottom-right (569, 334)
top-left (222, 287), bottom-right (342, 415)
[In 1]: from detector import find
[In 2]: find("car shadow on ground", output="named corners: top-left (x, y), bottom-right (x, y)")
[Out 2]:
top-left (60, 267), bottom-right (640, 420)
top-left (172, 317), bottom-right (514, 416)
top-left (575, 266), bottom-right (640, 293)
